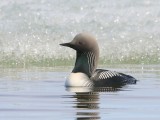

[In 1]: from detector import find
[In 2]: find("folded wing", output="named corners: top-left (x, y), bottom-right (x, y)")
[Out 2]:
top-left (91, 69), bottom-right (137, 87)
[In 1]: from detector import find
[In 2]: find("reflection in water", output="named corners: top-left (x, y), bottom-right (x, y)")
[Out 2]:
top-left (66, 87), bottom-right (121, 120)
top-left (74, 92), bottom-right (100, 120)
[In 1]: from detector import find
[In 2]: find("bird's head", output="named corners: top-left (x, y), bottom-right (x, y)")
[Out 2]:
top-left (60, 33), bottom-right (99, 53)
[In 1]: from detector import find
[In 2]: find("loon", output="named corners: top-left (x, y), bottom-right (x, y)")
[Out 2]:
top-left (60, 33), bottom-right (137, 87)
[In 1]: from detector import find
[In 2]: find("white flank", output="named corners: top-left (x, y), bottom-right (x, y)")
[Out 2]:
top-left (65, 73), bottom-right (94, 87)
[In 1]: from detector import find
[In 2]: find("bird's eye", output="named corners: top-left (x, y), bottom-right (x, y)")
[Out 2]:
top-left (79, 41), bottom-right (84, 45)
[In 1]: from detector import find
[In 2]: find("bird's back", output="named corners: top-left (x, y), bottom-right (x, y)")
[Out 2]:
top-left (91, 69), bottom-right (137, 87)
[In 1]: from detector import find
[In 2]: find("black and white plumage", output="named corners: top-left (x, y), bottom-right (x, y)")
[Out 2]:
top-left (60, 33), bottom-right (137, 88)
top-left (91, 69), bottom-right (136, 87)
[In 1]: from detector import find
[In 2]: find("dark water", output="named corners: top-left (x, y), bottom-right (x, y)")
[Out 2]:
top-left (0, 65), bottom-right (160, 120)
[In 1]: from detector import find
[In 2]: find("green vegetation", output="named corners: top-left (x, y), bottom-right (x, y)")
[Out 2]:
top-left (0, 55), bottom-right (159, 68)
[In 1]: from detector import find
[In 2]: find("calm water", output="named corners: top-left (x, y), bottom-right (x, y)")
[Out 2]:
top-left (0, 65), bottom-right (160, 120)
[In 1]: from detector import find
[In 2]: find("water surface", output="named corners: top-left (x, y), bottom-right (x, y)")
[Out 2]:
top-left (0, 65), bottom-right (160, 120)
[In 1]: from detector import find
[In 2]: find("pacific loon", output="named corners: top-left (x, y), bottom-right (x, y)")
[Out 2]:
top-left (60, 33), bottom-right (137, 87)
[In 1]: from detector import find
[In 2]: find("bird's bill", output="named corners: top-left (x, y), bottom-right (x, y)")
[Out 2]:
top-left (59, 42), bottom-right (76, 49)
top-left (59, 42), bottom-right (71, 47)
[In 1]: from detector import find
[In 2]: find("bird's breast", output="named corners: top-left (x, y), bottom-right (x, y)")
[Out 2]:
top-left (65, 73), bottom-right (93, 87)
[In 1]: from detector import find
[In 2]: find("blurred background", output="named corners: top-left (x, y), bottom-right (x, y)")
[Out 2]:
top-left (0, 0), bottom-right (160, 67)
